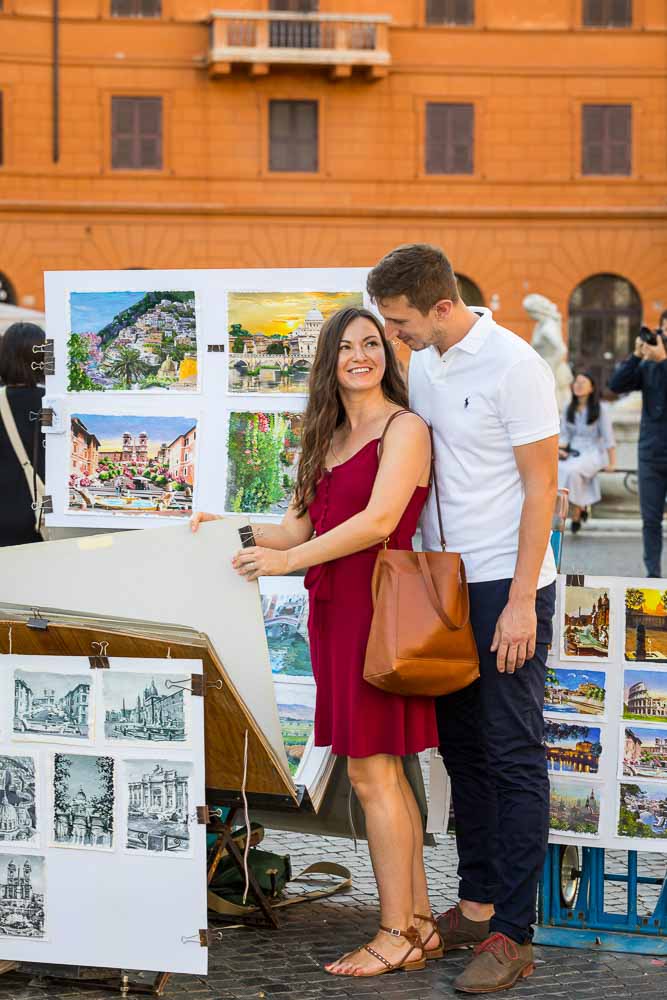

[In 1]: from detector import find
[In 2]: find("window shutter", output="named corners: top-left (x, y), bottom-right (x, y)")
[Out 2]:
top-left (426, 0), bottom-right (474, 25)
top-left (582, 104), bottom-right (631, 175)
top-left (608, 105), bottom-right (632, 174)
top-left (269, 100), bottom-right (318, 173)
top-left (582, 105), bottom-right (605, 174)
top-left (111, 0), bottom-right (161, 15)
top-left (0, 92), bottom-right (3, 167)
top-left (583, 0), bottom-right (632, 26)
top-left (426, 103), bottom-right (473, 174)
top-left (112, 96), bottom-right (162, 170)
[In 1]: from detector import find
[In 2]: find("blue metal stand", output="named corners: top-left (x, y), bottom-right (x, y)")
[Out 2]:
top-left (536, 843), bottom-right (667, 954)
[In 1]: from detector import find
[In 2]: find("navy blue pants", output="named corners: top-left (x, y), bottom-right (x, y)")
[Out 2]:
top-left (638, 459), bottom-right (667, 577)
top-left (437, 579), bottom-right (556, 945)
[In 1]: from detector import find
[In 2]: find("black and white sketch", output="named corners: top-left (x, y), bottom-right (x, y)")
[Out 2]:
top-left (0, 854), bottom-right (46, 939)
top-left (124, 759), bottom-right (192, 856)
top-left (0, 755), bottom-right (38, 845)
top-left (102, 672), bottom-right (190, 745)
top-left (52, 753), bottom-right (114, 850)
top-left (13, 670), bottom-right (92, 741)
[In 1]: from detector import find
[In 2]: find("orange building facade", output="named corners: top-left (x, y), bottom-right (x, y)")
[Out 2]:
top-left (0, 1), bottom-right (666, 382)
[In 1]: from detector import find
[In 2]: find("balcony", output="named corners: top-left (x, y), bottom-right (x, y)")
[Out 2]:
top-left (208, 10), bottom-right (391, 80)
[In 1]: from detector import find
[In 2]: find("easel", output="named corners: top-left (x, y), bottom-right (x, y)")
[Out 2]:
top-left (206, 808), bottom-right (280, 929)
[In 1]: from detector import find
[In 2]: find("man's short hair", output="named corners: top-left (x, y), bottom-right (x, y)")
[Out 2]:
top-left (367, 243), bottom-right (460, 315)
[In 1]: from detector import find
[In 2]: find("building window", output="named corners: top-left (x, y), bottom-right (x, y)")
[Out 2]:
top-left (582, 1), bottom-right (632, 27)
top-left (0, 272), bottom-right (16, 304)
top-left (0, 91), bottom-right (3, 166)
top-left (111, 97), bottom-right (162, 170)
top-left (111, 0), bottom-right (162, 16)
top-left (269, 100), bottom-right (318, 173)
top-left (426, 0), bottom-right (474, 25)
top-left (457, 274), bottom-right (484, 307)
top-left (568, 273), bottom-right (641, 390)
top-left (582, 104), bottom-right (631, 175)
top-left (425, 102), bottom-right (474, 174)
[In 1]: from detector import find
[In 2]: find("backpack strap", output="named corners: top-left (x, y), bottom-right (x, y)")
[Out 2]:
top-left (0, 387), bottom-right (45, 532)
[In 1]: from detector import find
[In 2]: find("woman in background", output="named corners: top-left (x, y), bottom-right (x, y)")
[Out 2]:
top-left (558, 370), bottom-right (616, 533)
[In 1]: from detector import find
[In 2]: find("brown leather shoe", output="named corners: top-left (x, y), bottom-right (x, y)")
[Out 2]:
top-left (436, 904), bottom-right (491, 952)
top-left (453, 933), bottom-right (535, 993)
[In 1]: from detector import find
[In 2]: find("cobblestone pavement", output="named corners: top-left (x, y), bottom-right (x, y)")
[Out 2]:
top-left (1, 831), bottom-right (666, 1000)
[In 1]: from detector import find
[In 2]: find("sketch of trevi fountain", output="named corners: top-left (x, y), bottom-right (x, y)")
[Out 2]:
top-left (53, 754), bottom-right (114, 849)
top-left (14, 670), bottom-right (91, 739)
top-left (0, 855), bottom-right (46, 939)
top-left (0, 756), bottom-right (38, 845)
top-left (125, 760), bottom-right (192, 854)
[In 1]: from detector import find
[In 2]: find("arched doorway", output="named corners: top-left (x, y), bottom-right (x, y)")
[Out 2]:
top-left (456, 274), bottom-right (485, 307)
top-left (568, 273), bottom-right (641, 390)
top-left (0, 272), bottom-right (16, 305)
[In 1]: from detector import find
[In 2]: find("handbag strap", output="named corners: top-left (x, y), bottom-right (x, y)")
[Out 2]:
top-left (417, 552), bottom-right (470, 630)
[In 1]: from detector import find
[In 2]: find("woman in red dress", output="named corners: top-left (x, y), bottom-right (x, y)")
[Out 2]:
top-left (194, 307), bottom-right (440, 976)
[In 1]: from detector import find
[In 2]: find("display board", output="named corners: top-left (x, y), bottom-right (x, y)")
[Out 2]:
top-left (43, 269), bottom-right (368, 530)
top-left (0, 655), bottom-right (207, 974)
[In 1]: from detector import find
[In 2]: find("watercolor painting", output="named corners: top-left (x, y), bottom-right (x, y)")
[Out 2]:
top-left (68, 413), bottom-right (197, 516)
top-left (225, 411), bottom-right (303, 515)
top-left (227, 291), bottom-right (363, 394)
top-left (562, 585), bottom-right (610, 658)
top-left (618, 781), bottom-right (667, 839)
top-left (124, 760), bottom-right (192, 855)
top-left (67, 290), bottom-right (198, 392)
top-left (544, 667), bottom-right (606, 716)
top-left (274, 679), bottom-right (316, 777)
top-left (261, 589), bottom-right (312, 677)
top-left (52, 753), bottom-right (114, 850)
top-left (549, 777), bottom-right (601, 835)
top-left (0, 855), bottom-right (46, 939)
top-left (103, 672), bottom-right (190, 745)
top-left (13, 670), bottom-right (92, 741)
top-left (623, 725), bottom-right (667, 778)
top-left (0, 755), bottom-right (38, 845)
top-left (544, 721), bottom-right (602, 774)
top-left (625, 587), bottom-right (667, 662)
top-left (623, 670), bottom-right (667, 723)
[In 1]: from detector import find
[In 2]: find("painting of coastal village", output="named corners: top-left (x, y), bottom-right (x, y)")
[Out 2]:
top-left (549, 778), bottom-right (601, 835)
top-left (225, 411), bottom-right (303, 515)
top-left (102, 672), bottom-right (190, 745)
top-left (624, 587), bottom-right (667, 661)
top-left (0, 755), bottom-right (38, 845)
top-left (68, 413), bottom-right (197, 517)
top-left (544, 721), bottom-right (602, 774)
top-left (618, 782), bottom-right (667, 840)
top-left (261, 589), bottom-right (312, 677)
top-left (274, 679), bottom-right (316, 777)
top-left (227, 291), bottom-right (363, 394)
top-left (544, 667), bottom-right (606, 716)
top-left (13, 670), bottom-right (92, 742)
top-left (52, 753), bottom-right (114, 850)
top-left (0, 854), bottom-right (46, 939)
top-left (623, 670), bottom-right (667, 723)
top-left (562, 585), bottom-right (610, 658)
top-left (124, 760), bottom-right (192, 856)
top-left (67, 290), bottom-right (199, 392)
top-left (623, 725), bottom-right (667, 778)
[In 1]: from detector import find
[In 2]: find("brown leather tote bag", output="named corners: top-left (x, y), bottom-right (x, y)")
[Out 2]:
top-left (363, 419), bottom-right (480, 698)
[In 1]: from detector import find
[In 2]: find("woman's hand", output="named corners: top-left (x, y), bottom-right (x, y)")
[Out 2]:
top-left (604, 463), bottom-right (617, 473)
top-left (232, 546), bottom-right (289, 582)
top-left (190, 511), bottom-right (223, 533)
top-left (558, 447), bottom-right (569, 460)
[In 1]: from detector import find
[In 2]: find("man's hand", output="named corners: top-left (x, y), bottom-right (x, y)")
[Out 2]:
top-left (634, 336), bottom-right (645, 358)
top-left (642, 337), bottom-right (667, 364)
top-left (491, 596), bottom-right (537, 674)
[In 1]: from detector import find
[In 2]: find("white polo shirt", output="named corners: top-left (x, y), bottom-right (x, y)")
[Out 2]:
top-left (409, 308), bottom-right (559, 588)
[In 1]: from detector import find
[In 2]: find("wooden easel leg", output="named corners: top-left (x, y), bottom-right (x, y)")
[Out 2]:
top-left (207, 811), bottom-right (279, 929)
top-left (152, 971), bottom-right (171, 995)
top-left (0, 961), bottom-right (18, 975)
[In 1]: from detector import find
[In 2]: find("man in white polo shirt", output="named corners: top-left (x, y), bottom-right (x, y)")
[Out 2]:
top-left (368, 244), bottom-right (559, 995)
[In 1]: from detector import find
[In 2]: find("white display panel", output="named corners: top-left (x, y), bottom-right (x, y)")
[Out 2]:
top-left (0, 656), bottom-right (207, 974)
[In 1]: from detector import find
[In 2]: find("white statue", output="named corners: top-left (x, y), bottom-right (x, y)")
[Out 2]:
top-left (523, 293), bottom-right (573, 410)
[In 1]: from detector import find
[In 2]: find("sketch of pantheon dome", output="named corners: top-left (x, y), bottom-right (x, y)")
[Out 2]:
top-left (0, 793), bottom-right (19, 838)
top-left (72, 787), bottom-right (91, 815)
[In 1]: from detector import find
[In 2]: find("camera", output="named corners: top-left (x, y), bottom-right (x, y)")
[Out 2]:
top-left (639, 325), bottom-right (662, 346)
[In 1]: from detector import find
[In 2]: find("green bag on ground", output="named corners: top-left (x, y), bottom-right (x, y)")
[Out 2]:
top-left (209, 847), bottom-right (292, 907)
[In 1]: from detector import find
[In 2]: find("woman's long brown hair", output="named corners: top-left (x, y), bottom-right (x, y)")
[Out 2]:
top-left (293, 307), bottom-right (408, 516)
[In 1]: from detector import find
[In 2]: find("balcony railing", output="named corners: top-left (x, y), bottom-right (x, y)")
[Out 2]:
top-left (208, 10), bottom-right (391, 79)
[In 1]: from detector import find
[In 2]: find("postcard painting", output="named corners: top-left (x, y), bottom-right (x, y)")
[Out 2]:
top-left (102, 672), bottom-right (191, 746)
top-left (549, 777), bottom-right (601, 836)
top-left (622, 725), bottom-right (667, 778)
top-left (0, 854), bottom-right (46, 939)
top-left (227, 291), bottom-right (363, 395)
top-left (0, 754), bottom-right (39, 845)
top-left (225, 411), bottom-right (303, 515)
top-left (562, 585), bottom-right (610, 658)
top-left (67, 290), bottom-right (199, 392)
top-left (618, 781), bottom-right (667, 840)
top-left (544, 721), bottom-right (602, 775)
top-left (625, 587), bottom-right (667, 662)
top-left (261, 590), bottom-right (312, 677)
top-left (544, 667), bottom-right (606, 717)
top-left (13, 670), bottom-right (92, 742)
top-left (124, 759), bottom-right (193, 856)
top-left (52, 753), bottom-right (114, 850)
top-left (274, 680), bottom-right (316, 777)
top-left (68, 413), bottom-right (197, 517)
top-left (623, 669), bottom-right (667, 723)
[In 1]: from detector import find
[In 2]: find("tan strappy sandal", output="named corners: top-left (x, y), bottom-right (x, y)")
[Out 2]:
top-left (325, 924), bottom-right (426, 977)
top-left (415, 912), bottom-right (445, 960)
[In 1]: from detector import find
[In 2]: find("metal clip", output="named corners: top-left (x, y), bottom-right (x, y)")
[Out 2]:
top-left (91, 640), bottom-right (110, 656)
top-left (180, 929), bottom-right (223, 947)
top-left (90, 639), bottom-right (110, 668)
top-left (164, 674), bottom-right (217, 697)
top-left (39, 408), bottom-right (55, 428)
top-left (27, 609), bottom-right (48, 631)
top-left (31, 495), bottom-right (53, 515)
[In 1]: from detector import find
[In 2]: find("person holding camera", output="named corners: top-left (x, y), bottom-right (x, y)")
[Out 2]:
top-left (609, 310), bottom-right (667, 577)
top-left (558, 371), bottom-right (616, 533)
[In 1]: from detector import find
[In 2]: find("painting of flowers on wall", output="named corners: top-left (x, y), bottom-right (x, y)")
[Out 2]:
top-left (225, 411), bottom-right (303, 515)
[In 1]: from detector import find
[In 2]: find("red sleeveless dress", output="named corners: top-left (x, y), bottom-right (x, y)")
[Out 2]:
top-left (304, 439), bottom-right (439, 758)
